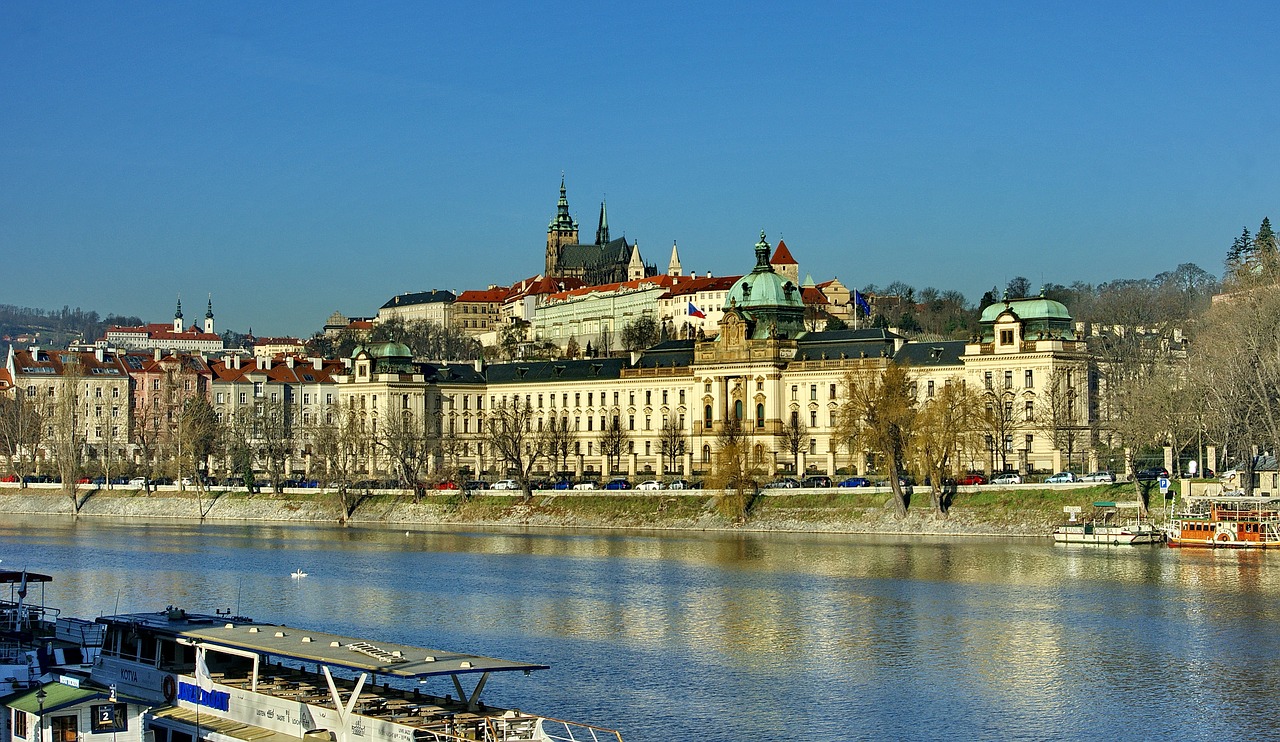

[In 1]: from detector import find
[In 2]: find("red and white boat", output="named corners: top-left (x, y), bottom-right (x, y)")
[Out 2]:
top-left (1167, 493), bottom-right (1280, 548)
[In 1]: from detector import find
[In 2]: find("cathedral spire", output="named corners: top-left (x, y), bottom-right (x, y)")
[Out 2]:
top-left (595, 198), bottom-right (610, 245)
top-left (667, 240), bottom-right (682, 277)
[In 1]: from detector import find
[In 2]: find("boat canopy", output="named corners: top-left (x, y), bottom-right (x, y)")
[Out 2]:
top-left (96, 610), bottom-right (548, 678)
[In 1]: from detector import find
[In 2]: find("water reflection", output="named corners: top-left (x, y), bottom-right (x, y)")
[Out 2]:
top-left (5, 515), bottom-right (1280, 740)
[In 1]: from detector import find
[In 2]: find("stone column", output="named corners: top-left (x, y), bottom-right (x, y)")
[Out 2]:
top-left (826, 450), bottom-right (836, 476)
top-left (797, 451), bottom-right (807, 476)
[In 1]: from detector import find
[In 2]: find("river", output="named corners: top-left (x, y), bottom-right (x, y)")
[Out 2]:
top-left (3, 515), bottom-right (1278, 741)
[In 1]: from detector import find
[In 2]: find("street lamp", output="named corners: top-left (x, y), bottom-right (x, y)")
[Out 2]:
top-left (36, 687), bottom-right (46, 742)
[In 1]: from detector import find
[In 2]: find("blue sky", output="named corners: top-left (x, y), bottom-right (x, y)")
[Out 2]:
top-left (3, 2), bottom-right (1277, 337)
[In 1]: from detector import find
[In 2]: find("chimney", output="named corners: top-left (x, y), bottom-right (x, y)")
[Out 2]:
top-left (95, 348), bottom-right (105, 363)
top-left (232, 355), bottom-right (241, 370)
top-left (286, 356), bottom-right (295, 369)
top-left (313, 357), bottom-right (323, 370)
top-left (630, 351), bottom-right (641, 365)
top-left (473, 358), bottom-right (483, 372)
top-left (154, 348), bottom-right (162, 362)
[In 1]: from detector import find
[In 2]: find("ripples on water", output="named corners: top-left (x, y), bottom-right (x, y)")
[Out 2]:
top-left (4, 517), bottom-right (1280, 741)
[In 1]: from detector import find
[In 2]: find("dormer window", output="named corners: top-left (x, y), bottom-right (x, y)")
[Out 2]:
top-left (999, 329), bottom-right (1014, 345)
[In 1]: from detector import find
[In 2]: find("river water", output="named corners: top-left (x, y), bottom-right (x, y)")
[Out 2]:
top-left (3, 515), bottom-right (1278, 741)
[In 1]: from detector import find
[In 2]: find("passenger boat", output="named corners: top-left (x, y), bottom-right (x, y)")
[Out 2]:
top-left (1166, 493), bottom-right (1280, 548)
top-left (85, 606), bottom-right (622, 742)
top-left (1052, 502), bottom-right (1164, 545)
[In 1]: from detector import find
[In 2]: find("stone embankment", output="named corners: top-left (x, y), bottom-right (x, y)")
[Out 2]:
top-left (0, 483), bottom-right (1094, 537)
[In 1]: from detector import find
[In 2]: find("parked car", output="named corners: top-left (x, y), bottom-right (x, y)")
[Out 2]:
top-left (464, 480), bottom-right (489, 490)
top-left (1136, 467), bottom-right (1170, 482)
top-left (604, 479), bottom-right (631, 490)
top-left (765, 478), bottom-right (801, 489)
top-left (553, 480), bottom-right (573, 490)
top-left (955, 473), bottom-right (987, 486)
top-left (1045, 472), bottom-right (1078, 484)
top-left (1082, 471), bottom-right (1116, 483)
top-left (991, 473), bottom-right (1022, 485)
top-left (802, 475), bottom-right (832, 488)
top-left (635, 480), bottom-right (663, 490)
top-left (572, 481), bottom-right (598, 490)
top-left (128, 477), bottom-right (148, 488)
top-left (837, 477), bottom-right (872, 487)
top-left (492, 479), bottom-right (519, 490)
top-left (666, 479), bottom-right (692, 490)
top-left (434, 480), bottom-right (459, 490)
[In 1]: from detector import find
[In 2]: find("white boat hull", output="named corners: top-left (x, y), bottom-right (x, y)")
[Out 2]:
top-left (1053, 525), bottom-right (1164, 545)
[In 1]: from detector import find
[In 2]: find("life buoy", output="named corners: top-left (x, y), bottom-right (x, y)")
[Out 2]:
top-left (163, 675), bottom-right (177, 703)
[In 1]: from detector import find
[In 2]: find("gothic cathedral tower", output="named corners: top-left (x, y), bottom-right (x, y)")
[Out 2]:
top-left (545, 175), bottom-right (579, 276)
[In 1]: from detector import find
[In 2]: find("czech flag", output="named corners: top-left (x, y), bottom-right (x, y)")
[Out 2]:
top-left (688, 302), bottom-right (706, 319)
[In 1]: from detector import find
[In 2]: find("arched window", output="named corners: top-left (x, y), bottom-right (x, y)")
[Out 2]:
top-left (754, 444), bottom-right (764, 463)
top-left (704, 405), bottom-right (712, 426)
top-left (702, 444), bottom-right (711, 463)
top-left (756, 403), bottom-right (765, 428)
top-left (734, 400), bottom-right (743, 420)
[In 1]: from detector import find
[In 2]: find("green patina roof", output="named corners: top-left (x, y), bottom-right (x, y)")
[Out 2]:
top-left (355, 341), bottom-right (412, 359)
top-left (979, 295), bottom-right (1071, 323)
top-left (723, 231), bottom-right (805, 312)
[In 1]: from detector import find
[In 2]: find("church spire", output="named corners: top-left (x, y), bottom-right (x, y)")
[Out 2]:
top-left (595, 198), bottom-right (610, 245)
top-left (667, 240), bottom-right (682, 277)
top-left (174, 295), bottom-right (184, 333)
top-left (204, 294), bottom-right (215, 335)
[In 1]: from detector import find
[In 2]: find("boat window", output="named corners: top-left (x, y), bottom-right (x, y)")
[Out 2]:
top-left (120, 628), bottom-right (139, 660)
top-left (150, 726), bottom-right (170, 742)
top-left (140, 634), bottom-right (158, 665)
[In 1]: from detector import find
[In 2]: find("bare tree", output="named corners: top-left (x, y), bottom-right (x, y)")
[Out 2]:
top-left (544, 414), bottom-right (575, 478)
top-left (1035, 367), bottom-right (1090, 474)
top-left (781, 413), bottom-right (808, 474)
top-left (50, 354), bottom-right (86, 513)
top-left (707, 416), bottom-right (765, 524)
top-left (484, 395), bottom-right (553, 501)
top-left (978, 385), bottom-right (1023, 475)
top-left (0, 394), bottom-right (42, 487)
top-left (658, 417), bottom-right (687, 476)
top-left (254, 397), bottom-right (294, 494)
top-left (836, 363), bottom-right (917, 518)
top-left (597, 415), bottom-right (627, 475)
top-left (911, 380), bottom-right (984, 516)
top-left (377, 401), bottom-right (433, 498)
top-left (1194, 287), bottom-right (1280, 493)
top-left (311, 401), bottom-right (367, 522)
top-left (179, 394), bottom-right (219, 497)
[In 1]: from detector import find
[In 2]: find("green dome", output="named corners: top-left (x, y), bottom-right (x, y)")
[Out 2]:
top-left (979, 295), bottom-right (1071, 323)
top-left (979, 294), bottom-right (1075, 342)
top-left (723, 232), bottom-right (805, 311)
top-left (362, 341), bottom-right (413, 359)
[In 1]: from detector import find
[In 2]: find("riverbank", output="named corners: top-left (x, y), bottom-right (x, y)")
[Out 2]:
top-left (0, 483), bottom-right (1161, 536)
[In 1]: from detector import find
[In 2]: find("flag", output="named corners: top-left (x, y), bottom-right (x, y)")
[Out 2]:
top-left (688, 302), bottom-right (706, 319)
top-left (16, 570), bottom-right (27, 601)
top-left (853, 291), bottom-right (872, 317)
top-left (196, 648), bottom-right (213, 691)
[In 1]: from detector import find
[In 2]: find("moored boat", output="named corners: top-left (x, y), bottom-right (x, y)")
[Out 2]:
top-left (1167, 493), bottom-right (1280, 548)
top-left (86, 607), bottom-right (621, 742)
top-left (1052, 502), bottom-right (1164, 545)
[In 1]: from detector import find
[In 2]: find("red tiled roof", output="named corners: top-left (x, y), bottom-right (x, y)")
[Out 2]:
top-left (801, 287), bottom-right (829, 305)
top-left (770, 240), bottom-right (797, 265)
top-left (548, 275), bottom-right (685, 301)
top-left (661, 275), bottom-right (742, 299)
top-left (456, 288), bottom-right (509, 303)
